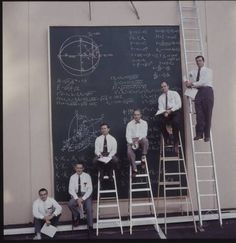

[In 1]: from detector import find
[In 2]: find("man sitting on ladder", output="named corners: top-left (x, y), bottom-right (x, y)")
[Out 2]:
top-left (155, 81), bottom-right (182, 153)
top-left (93, 123), bottom-right (119, 182)
top-left (185, 55), bottom-right (214, 142)
top-left (126, 108), bottom-right (149, 177)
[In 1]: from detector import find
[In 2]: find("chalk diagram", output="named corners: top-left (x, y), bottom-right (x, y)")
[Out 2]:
top-left (62, 111), bottom-right (104, 152)
top-left (57, 35), bottom-right (100, 76)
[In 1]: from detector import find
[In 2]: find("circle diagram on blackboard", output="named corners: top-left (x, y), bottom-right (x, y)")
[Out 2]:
top-left (61, 111), bottom-right (104, 152)
top-left (57, 35), bottom-right (100, 76)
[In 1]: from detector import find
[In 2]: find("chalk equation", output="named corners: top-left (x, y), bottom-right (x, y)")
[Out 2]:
top-left (61, 111), bottom-right (104, 152)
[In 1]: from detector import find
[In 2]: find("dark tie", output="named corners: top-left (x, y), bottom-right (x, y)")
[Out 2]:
top-left (196, 67), bottom-right (201, 81)
top-left (102, 136), bottom-right (108, 156)
top-left (78, 175), bottom-right (81, 197)
top-left (165, 92), bottom-right (168, 110)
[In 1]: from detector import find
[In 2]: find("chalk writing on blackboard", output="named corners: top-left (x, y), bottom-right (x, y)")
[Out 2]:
top-left (61, 111), bottom-right (104, 152)
top-left (57, 35), bottom-right (101, 76)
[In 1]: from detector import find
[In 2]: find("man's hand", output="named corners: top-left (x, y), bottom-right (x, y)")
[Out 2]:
top-left (185, 80), bottom-right (193, 88)
top-left (44, 216), bottom-right (52, 226)
top-left (77, 197), bottom-right (84, 207)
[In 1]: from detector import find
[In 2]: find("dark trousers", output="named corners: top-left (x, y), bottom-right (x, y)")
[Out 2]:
top-left (68, 195), bottom-right (93, 227)
top-left (127, 137), bottom-right (149, 171)
top-left (158, 110), bottom-right (181, 145)
top-left (93, 155), bottom-right (119, 177)
top-left (34, 214), bottom-right (61, 233)
top-left (195, 87), bottom-right (214, 138)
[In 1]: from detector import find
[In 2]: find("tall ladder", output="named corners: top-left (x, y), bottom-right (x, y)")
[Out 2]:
top-left (129, 158), bottom-right (160, 235)
top-left (157, 131), bottom-right (197, 234)
top-left (179, 0), bottom-right (222, 228)
top-left (96, 170), bottom-right (123, 235)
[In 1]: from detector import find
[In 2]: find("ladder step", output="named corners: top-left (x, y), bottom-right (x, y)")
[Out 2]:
top-left (98, 204), bottom-right (118, 208)
top-left (199, 193), bottom-right (216, 197)
top-left (131, 188), bottom-right (151, 192)
top-left (159, 181), bottom-right (181, 185)
top-left (160, 157), bottom-right (184, 161)
top-left (97, 218), bottom-right (121, 223)
top-left (186, 50), bottom-right (202, 53)
top-left (182, 6), bottom-right (197, 9)
top-left (135, 174), bottom-right (148, 178)
top-left (198, 179), bottom-right (215, 182)
top-left (183, 27), bottom-right (200, 30)
top-left (196, 165), bottom-right (213, 168)
top-left (100, 197), bottom-right (116, 200)
top-left (99, 190), bottom-right (116, 193)
top-left (132, 202), bottom-right (153, 207)
top-left (183, 17), bottom-right (198, 19)
top-left (201, 208), bottom-right (219, 212)
top-left (195, 152), bottom-right (212, 154)
top-left (132, 182), bottom-right (148, 185)
top-left (165, 172), bottom-right (186, 176)
top-left (131, 217), bottom-right (156, 222)
top-left (165, 187), bottom-right (188, 190)
top-left (184, 39), bottom-right (200, 41)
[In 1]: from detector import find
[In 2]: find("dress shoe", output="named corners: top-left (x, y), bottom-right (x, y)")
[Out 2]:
top-left (194, 135), bottom-right (203, 141)
top-left (72, 218), bottom-right (80, 227)
top-left (204, 137), bottom-right (210, 142)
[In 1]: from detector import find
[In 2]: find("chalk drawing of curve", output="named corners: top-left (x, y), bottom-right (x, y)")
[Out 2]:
top-left (61, 111), bottom-right (104, 152)
top-left (57, 35), bottom-right (100, 76)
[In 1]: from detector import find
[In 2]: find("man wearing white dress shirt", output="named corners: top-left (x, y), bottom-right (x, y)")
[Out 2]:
top-left (68, 161), bottom-right (93, 236)
top-left (126, 109), bottom-right (149, 176)
top-left (32, 188), bottom-right (62, 240)
top-left (185, 55), bottom-right (214, 142)
top-left (93, 123), bottom-right (119, 182)
top-left (155, 81), bottom-right (182, 153)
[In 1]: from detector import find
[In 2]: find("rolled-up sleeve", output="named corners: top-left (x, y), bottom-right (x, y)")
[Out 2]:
top-left (51, 198), bottom-right (62, 216)
top-left (69, 175), bottom-right (78, 200)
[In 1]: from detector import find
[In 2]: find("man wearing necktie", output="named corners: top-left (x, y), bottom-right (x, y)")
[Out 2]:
top-left (68, 161), bottom-right (93, 237)
top-left (185, 55), bottom-right (214, 142)
top-left (155, 81), bottom-right (182, 153)
top-left (93, 123), bottom-right (119, 182)
top-left (126, 109), bottom-right (149, 177)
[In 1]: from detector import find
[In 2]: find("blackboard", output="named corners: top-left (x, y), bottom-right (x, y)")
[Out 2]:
top-left (49, 26), bottom-right (185, 202)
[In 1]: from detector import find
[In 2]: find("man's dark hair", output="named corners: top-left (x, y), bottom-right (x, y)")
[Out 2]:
top-left (195, 55), bottom-right (205, 62)
top-left (133, 108), bottom-right (142, 114)
top-left (74, 160), bottom-right (85, 167)
top-left (160, 81), bottom-right (169, 86)
top-left (100, 123), bottom-right (110, 129)
top-left (38, 188), bottom-right (48, 195)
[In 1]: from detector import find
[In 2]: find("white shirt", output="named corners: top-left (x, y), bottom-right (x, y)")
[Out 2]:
top-left (69, 172), bottom-right (93, 201)
top-left (156, 90), bottom-right (182, 115)
top-left (126, 119), bottom-right (148, 144)
top-left (32, 197), bottom-right (62, 220)
top-left (189, 66), bottom-right (213, 88)
top-left (95, 134), bottom-right (117, 157)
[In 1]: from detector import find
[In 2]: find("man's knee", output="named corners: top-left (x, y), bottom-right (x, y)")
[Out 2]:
top-left (68, 198), bottom-right (75, 209)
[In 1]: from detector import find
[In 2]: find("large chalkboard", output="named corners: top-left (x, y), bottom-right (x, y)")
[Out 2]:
top-left (49, 26), bottom-right (184, 201)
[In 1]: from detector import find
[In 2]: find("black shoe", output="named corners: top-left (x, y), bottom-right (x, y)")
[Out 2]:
top-left (72, 218), bottom-right (80, 227)
top-left (204, 137), bottom-right (210, 142)
top-left (194, 135), bottom-right (203, 141)
top-left (87, 226), bottom-right (93, 239)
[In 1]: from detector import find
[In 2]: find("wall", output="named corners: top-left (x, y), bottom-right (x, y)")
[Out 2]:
top-left (3, 1), bottom-right (236, 225)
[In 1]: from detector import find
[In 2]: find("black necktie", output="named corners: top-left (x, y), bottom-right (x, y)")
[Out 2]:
top-left (165, 92), bottom-right (168, 110)
top-left (196, 67), bottom-right (201, 81)
top-left (78, 175), bottom-right (81, 197)
top-left (102, 136), bottom-right (108, 156)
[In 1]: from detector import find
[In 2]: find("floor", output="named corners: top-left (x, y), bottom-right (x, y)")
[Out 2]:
top-left (4, 218), bottom-right (236, 240)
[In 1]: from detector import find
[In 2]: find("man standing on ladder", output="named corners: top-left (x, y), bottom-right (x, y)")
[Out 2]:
top-left (155, 81), bottom-right (182, 153)
top-left (185, 55), bottom-right (214, 142)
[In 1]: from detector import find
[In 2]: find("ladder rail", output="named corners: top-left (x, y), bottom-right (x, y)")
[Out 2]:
top-left (179, 0), bottom-right (222, 228)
